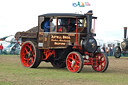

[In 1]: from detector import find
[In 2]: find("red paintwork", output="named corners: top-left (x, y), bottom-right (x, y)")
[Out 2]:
top-left (15, 37), bottom-right (23, 46)
top-left (73, 45), bottom-right (82, 49)
top-left (83, 52), bottom-right (95, 65)
top-left (92, 53), bottom-right (106, 71)
top-left (83, 52), bottom-right (106, 72)
top-left (73, 45), bottom-right (83, 53)
top-left (84, 57), bottom-right (94, 65)
top-left (20, 42), bottom-right (35, 67)
top-left (72, 45), bottom-right (106, 71)
top-left (66, 52), bottom-right (81, 72)
top-left (58, 27), bottom-right (62, 32)
top-left (76, 18), bottom-right (78, 45)
top-left (71, 45), bottom-right (106, 72)
top-left (42, 49), bottom-right (55, 60)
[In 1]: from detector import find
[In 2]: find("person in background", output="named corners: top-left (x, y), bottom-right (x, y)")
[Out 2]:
top-left (101, 48), bottom-right (104, 52)
top-left (105, 47), bottom-right (109, 56)
top-left (44, 18), bottom-right (50, 32)
top-left (112, 44), bottom-right (115, 56)
top-left (108, 45), bottom-right (112, 56)
top-left (102, 44), bottom-right (106, 53)
top-left (44, 18), bottom-right (53, 32)
top-left (0, 44), bottom-right (3, 54)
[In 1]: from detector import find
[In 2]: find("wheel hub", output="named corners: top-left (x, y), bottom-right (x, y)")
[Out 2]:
top-left (116, 48), bottom-right (120, 53)
top-left (71, 60), bottom-right (75, 67)
top-left (28, 52), bottom-right (31, 57)
top-left (26, 52), bottom-right (32, 58)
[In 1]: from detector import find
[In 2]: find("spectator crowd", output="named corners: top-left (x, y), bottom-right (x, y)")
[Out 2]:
top-left (101, 44), bottom-right (115, 56)
top-left (0, 44), bottom-right (3, 54)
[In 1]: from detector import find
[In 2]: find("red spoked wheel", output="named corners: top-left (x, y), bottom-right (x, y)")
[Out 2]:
top-left (66, 51), bottom-right (83, 73)
top-left (92, 53), bottom-right (109, 72)
top-left (20, 41), bottom-right (41, 68)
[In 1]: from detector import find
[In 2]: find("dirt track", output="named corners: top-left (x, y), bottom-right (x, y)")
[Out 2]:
top-left (0, 55), bottom-right (128, 73)
top-left (0, 55), bottom-right (128, 85)
top-left (107, 57), bottom-right (128, 73)
top-left (1, 55), bottom-right (128, 73)
top-left (39, 57), bottom-right (128, 74)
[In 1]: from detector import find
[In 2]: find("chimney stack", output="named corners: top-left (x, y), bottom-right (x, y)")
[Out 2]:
top-left (124, 27), bottom-right (127, 40)
top-left (86, 10), bottom-right (93, 35)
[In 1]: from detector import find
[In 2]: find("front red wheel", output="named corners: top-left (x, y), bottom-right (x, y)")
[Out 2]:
top-left (20, 41), bottom-right (41, 68)
top-left (92, 53), bottom-right (109, 72)
top-left (66, 51), bottom-right (83, 73)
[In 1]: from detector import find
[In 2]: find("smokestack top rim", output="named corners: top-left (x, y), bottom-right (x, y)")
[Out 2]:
top-left (124, 27), bottom-right (127, 29)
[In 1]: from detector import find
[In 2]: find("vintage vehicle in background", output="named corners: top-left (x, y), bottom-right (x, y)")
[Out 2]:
top-left (114, 27), bottom-right (128, 58)
top-left (3, 42), bottom-right (21, 55)
top-left (0, 35), bottom-right (21, 55)
top-left (0, 35), bottom-right (13, 49)
top-left (15, 10), bottom-right (109, 73)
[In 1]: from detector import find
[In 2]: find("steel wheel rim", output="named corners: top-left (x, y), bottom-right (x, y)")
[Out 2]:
top-left (115, 47), bottom-right (121, 57)
top-left (66, 53), bottom-right (81, 72)
top-left (93, 53), bottom-right (106, 72)
top-left (20, 42), bottom-right (35, 67)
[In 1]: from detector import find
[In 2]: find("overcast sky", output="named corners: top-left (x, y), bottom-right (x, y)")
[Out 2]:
top-left (0, 0), bottom-right (128, 42)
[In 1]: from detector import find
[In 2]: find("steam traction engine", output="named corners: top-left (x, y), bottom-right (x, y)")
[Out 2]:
top-left (114, 27), bottom-right (128, 58)
top-left (15, 10), bottom-right (109, 73)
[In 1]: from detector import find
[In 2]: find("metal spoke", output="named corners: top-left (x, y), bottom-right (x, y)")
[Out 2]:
top-left (30, 57), bottom-right (34, 65)
top-left (25, 47), bottom-right (29, 54)
top-left (26, 44), bottom-right (32, 51)
top-left (26, 59), bottom-right (30, 66)
top-left (71, 54), bottom-right (74, 60)
top-left (74, 55), bottom-right (77, 60)
top-left (67, 60), bottom-right (72, 64)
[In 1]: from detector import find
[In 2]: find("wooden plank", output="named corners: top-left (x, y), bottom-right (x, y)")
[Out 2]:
top-left (15, 32), bottom-right (37, 38)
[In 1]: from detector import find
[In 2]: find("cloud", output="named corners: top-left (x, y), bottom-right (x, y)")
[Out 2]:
top-left (0, 0), bottom-right (128, 43)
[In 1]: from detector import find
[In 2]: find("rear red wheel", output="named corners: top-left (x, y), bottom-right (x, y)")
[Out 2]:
top-left (66, 51), bottom-right (83, 73)
top-left (92, 53), bottom-right (109, 72)
top-left (20, 41), bottom-right (41, 68)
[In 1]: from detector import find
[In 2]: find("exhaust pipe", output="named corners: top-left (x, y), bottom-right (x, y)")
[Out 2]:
top-left (124, 27), bottom-right (127, 40)
top-left (86, 10), bottom-right (93, 35)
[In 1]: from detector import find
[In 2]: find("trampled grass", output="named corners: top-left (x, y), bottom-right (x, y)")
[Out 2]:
top-left (0, 55), bottom-right (128, 85)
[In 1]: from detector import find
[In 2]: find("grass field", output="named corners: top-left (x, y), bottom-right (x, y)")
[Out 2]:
top-left (0, 55), bottom-right (128, 85)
